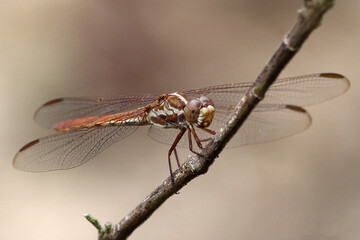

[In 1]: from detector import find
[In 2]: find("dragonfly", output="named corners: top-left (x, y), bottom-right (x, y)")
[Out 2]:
top-left (13, 73), bottom-right (349, 185)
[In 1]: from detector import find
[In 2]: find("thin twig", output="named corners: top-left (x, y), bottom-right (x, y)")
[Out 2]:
top-left (91, 1), bottom-right (335, 239)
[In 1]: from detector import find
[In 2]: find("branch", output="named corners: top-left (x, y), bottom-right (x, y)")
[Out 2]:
top-left (89, 1), bottom-right (335, 239)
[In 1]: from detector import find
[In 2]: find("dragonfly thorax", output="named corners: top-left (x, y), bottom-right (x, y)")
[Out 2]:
top-left (147, 92), bottom-right (215, 129)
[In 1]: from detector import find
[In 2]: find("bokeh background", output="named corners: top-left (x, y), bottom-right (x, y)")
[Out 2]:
top-left (1, 1), bottom-right (359, 239)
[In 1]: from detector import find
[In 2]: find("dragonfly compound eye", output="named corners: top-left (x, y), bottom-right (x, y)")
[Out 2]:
top-left (199, 96), bottom-right (214, 107)
top-left (184, 99), bottom-right (201, 123)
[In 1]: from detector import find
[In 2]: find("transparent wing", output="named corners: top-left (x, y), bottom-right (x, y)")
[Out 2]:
top-left (13, 125), bottom-right (139, 171)
top-left (35, 95), bottom-right (157, 129)
top-left (182, 73), bottom-right (350, 116)
top-left (148, 105), bottom-right (311, 150)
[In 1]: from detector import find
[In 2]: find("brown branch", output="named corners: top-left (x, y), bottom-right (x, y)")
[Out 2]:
top-left (89, 1), bottom-right (335, 239)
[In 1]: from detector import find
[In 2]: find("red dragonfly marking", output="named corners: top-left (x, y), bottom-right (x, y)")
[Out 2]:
top-left (13, 73), bottom-right (349, 185)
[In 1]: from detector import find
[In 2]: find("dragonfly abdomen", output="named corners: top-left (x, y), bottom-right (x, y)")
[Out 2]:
top-left (54, 108), bottom-right (148, 131)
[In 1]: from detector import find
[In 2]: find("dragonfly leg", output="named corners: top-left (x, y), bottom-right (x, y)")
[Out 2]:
top-left (187, 128), bottom-right (195, 153)
top-left (173, 147), bottom-right (181, 169)
top-left (201, 127), bottom-right (216, 135)
top-left (188, 126), bottom-right (213, 161)
top-left (187, 126), bottom-right (203, 155)
top-left (199, 138), bottom-right (211, 143)
top-left (189, 125), bottom-right (203, 149)
top-left (199, 128), bottom-right (216, 142)
top-left (168, 128), bottom-right (187, 187)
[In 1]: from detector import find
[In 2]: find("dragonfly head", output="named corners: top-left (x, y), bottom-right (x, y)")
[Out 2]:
top-left (184, 96), bottom-right (215, 128)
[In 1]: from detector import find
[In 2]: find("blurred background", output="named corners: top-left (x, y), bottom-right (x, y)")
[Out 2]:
top-left (1, 1), bottom-right (359, 239)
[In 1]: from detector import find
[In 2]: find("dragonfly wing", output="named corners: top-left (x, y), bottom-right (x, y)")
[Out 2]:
top-left (182, 73), bottom-right (350, 113)
top-left (148, 105), bottom-right (311, 150)
top-left (264, 73), bottom-right (350, 107)
top-left (211, 105), bottom-right (311, 148)
top-left (13, 125), bottom-right (139, 171)
top-left (35, 95), bottom-right (157, 129)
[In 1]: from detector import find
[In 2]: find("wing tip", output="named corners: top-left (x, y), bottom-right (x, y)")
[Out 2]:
top-left (43, 98), bottom-right (65, 107)
top-left (13, 139), bottom-right (41, 171)
top-left (319, 73), bottom-right (345, 79)
top-left (319, 72), bottom-right (351, 91)
top-left (34, 98), bottom-right (66, 128)
top-left (285, 104), bottom-right (312, 125)
top-left (19, 139), bottom-right (40, 152)
top-left (285, 104), bottom-right (307, 113)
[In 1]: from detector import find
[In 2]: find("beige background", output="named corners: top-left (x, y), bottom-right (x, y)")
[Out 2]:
top-left (1, 1), bottom-right (359, 239)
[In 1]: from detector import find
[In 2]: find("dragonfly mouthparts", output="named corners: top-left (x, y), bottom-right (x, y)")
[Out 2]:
top-left (197, 104), bottom-right (215, 128)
